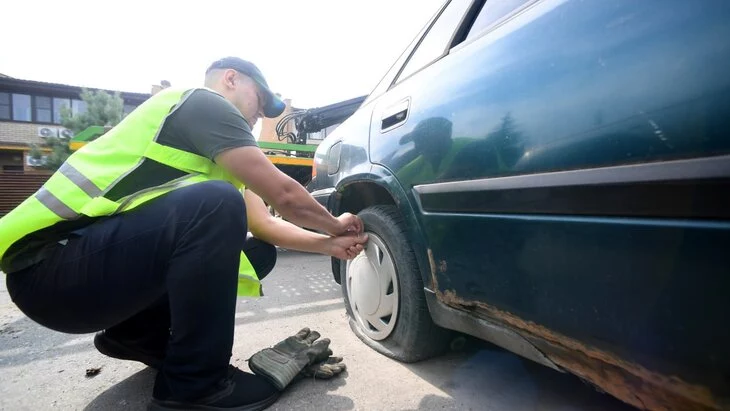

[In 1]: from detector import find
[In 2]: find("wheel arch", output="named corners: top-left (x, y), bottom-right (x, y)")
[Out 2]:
top-left (330, 166), bottom-right (433, 292)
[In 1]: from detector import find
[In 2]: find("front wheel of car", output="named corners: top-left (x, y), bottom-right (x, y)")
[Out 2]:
top-left (341, 205), bottom-right (451, 362)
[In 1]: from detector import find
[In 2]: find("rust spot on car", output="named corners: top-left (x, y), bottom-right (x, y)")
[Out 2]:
top-left (441, 290), bottom-right (475, 308)
top-left (427, 249), bottom-right (438, 290)
top-left (433, 290), bottom-right (722, 410)
top-left (425, 249), bottom-right (449, 287)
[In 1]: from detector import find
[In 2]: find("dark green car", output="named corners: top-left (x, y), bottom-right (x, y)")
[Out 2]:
top-left (307, 0), bottom-right (730, 409)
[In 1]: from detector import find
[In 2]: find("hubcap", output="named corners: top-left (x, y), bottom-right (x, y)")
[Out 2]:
top-left (345, 233), bottom-right (399, 341)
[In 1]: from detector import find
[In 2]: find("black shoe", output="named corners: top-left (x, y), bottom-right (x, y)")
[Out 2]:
top-left (94, 331), bottom-right (165, 370)
top-left (149, 366), bottom-right (280, 411)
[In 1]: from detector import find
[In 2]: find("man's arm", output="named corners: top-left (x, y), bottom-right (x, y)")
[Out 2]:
top-left (170, 89), bottom-right (361, 236)
top-left (216, 146), bottom-right (361, 236)
top-left (244, 189), bottom-right (366, 260)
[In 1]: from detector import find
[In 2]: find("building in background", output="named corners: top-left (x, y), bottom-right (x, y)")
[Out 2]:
top-left (0, 75), bottom-right (150, 216)
top-left (0, 75), bottom-right (149, 173)
top-left (0, 72), bottom-right (361, 215)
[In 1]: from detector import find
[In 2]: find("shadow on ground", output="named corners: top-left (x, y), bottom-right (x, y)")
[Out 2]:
top-left (82, 368), bottom-right (354, 411)
top-left (83, 368), bottom-right (156, 411)
top-left (271, 370), bottom-right (354, 411)
top-left (3, 251), bottom-right (640, 410)
top-left (402, 336), bottom-right (636, 411)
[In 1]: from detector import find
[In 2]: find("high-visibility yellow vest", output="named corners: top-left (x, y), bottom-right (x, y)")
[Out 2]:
top-left (0, 87), bottom-right (262, 297)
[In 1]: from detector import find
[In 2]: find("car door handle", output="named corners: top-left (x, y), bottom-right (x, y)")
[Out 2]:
top-left (381, 98), bottom-right (410, 131)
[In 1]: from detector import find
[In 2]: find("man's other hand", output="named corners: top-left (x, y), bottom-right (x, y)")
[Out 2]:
top-left (334, 213), bottom-right (364, 236)
top-left (327, 233), bottom-right (368, 260)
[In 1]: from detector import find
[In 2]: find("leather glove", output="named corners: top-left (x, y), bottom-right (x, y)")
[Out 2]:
top-left (299, 340), bottom-right (347, 379)
top-left (301, 355), bottom-right (347, 379)
top-left (248, 327), bottom-right (333, 390)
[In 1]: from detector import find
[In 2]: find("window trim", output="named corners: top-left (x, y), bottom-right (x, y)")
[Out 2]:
top-left (389, 0), bottom-right (454, 88)
top-left (389, 0), bottom-right (542, 89)
top-left (33, 95), bottom-right (53, 124)
top-left (391, 0), bottom-right (483, 87)
top-left (362, 1), bottom-right (449, 107)
top-left (449, 0), bottom-right (488, 48)
top-left (450, 0), bottom-right (541, 55)
top-left (0, 93), bottom-right (81, 126)
top-left (53, 97), bottom-right (72, 125)
top-left (71, 98), bottom-right (84, 118)
top-left (0, 92), bottom-right (11, 121)
top-left (11, 93), bottom-right (32, 122)
top-left (0, 91), bottom-right (130, 126)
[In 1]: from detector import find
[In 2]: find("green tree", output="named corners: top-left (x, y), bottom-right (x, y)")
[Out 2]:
top-left (60, 88), bottom-right (124, 133)
top-left (28, 143), bottom-right (44, 161)
top-left (40, 88), bottom-right (124, 170)
top-left (43, 137), bottom-right (80, 170)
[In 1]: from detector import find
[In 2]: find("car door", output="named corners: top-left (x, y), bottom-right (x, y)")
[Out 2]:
top-left (370, 0), bottom-right (730, 392)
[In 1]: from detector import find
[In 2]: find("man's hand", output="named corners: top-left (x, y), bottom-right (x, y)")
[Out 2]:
top-left (326, 233), bottom-right (368, 260)
top-left (333, 213), bottom-right (364, 236)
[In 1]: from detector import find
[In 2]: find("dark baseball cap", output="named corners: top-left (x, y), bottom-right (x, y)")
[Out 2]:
top-left (206, 57), bottom-right (286, 118)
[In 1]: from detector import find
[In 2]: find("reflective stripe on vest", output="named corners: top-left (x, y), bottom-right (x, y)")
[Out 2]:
top-left (36, 187), bottom-right (78, 219)
top-left (0, 87), bottom-right (260, 297)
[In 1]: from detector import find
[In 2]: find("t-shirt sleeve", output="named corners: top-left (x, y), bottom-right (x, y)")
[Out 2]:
top-left (164, 89), bottom-right (258, 161)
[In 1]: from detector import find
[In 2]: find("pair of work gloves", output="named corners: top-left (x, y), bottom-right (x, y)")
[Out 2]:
top-left (248, 327), bottom-right (347, 391)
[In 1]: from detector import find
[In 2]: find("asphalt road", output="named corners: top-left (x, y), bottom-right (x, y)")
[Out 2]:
top-left (0, 250), bottom-right (636, 411)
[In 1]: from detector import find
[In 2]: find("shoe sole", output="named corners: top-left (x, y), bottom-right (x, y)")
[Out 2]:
top-left (147, 391), bottom-right (281, 411)
top-left (94, 334), bottom-right (163, 370)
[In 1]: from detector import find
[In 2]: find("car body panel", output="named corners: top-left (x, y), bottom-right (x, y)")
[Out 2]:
top-left (370, 0), bottom-right (730, 183)
top-left (312, 0), bottom-right (730, 408)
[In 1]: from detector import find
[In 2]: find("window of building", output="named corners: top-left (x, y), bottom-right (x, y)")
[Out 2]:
top-left (0, 92), bottom-right (10, 120)
top-left (1, 91), bottom-right (132, 123)
top-left (35, 96), bottom-right (52, 123)
top-left (53, 98), bottom-right (71, 124)
top-left (396, 0), bottom-right (473, 83)
top-left (2, 165), bottom-right (24, 172)
top-left (72, 99), bottom-right (87, 116)
top-left (465, 0), bottom-right (531, 41)
top-left (12, 94), bottom-right (32, 122)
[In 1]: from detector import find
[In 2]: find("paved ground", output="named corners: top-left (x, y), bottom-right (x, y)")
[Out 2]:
top-left (0, 250), bottom-right (636, 411)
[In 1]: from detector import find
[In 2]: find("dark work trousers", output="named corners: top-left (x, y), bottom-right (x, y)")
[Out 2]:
top-left (6, 180), bottom-right (277, 401)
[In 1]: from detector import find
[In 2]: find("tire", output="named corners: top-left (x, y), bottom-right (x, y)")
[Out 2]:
top-left (341, 205), bottom-right (452, 362)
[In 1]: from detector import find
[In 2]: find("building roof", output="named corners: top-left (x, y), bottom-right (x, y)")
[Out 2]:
top-left (0, 76), bottom-right (150, 105)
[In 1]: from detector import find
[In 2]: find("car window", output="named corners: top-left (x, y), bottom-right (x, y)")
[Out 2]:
top-left (396, 0), bottom-right (473, 83)
top-left (465, 0), bottom-right (532, 41)
top-left (362, 5), bottom-right (443, 107)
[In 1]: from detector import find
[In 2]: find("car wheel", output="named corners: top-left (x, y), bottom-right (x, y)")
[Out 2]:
top-left (341, 205), bottom-right (451, 362)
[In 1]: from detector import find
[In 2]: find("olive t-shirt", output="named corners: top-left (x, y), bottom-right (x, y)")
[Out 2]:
top-left (1, 88), bottom-right (256, 273)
